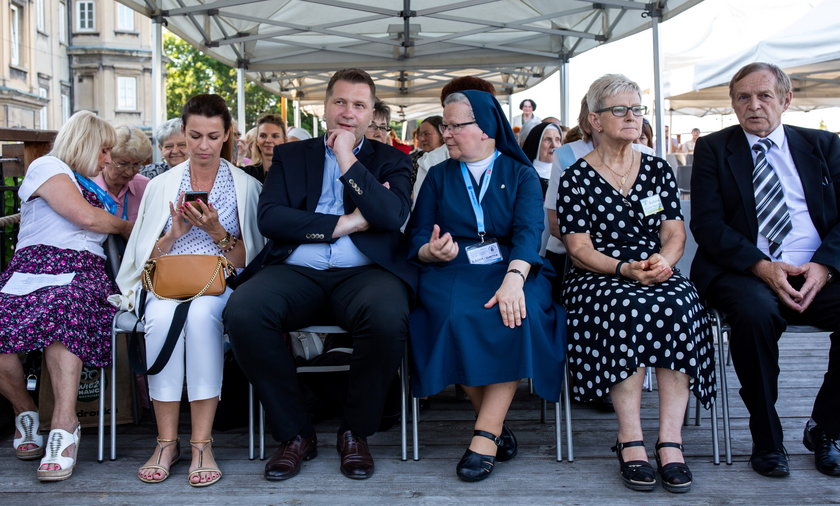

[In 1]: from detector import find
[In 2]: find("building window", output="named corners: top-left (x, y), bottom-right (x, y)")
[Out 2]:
top-left (61, 93), bottom-right (71, 122)
top-left (39, 88), bottom-right (49, 128)
top-left (76, 0), bottom-right (94, 32)
top-left (36, 0), bottom-right (45, 32)
top-left (117, 76), bottom-right (137, 110)
top-left (116, 4), bottom-right (134, 31)
top-left (59, 2), bottom-right (68, 44)
top-left (10, 4), bottom-right (21, 66)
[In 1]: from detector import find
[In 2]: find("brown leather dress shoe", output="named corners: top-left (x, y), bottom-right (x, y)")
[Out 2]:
top-left (336, 430), bottom-right (374, 479)
top-left (264, 434), bottom-right (318, 481)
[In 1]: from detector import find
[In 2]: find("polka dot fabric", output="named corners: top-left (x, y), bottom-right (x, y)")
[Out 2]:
top-left (556, 155), bottom-right (716, 408)
top-left (164, 160), bottom-right (242, 256)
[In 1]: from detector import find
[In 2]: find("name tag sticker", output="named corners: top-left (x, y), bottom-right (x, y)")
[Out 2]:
top-left (640, 195), bottom-right (664, 216)
top-left (465, 238), bottom-right (503, 265)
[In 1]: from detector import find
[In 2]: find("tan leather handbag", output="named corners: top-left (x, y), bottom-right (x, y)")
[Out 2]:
top-left (141, 254), bottom-right (235, 301)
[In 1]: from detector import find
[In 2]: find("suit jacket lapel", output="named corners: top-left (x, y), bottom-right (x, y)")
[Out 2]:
top-left (725, 128), bottom-right (759, 237)
top-left (305, 139), bottom-right (326, 211)
top-left (785, 125), bottom-right (824, 225)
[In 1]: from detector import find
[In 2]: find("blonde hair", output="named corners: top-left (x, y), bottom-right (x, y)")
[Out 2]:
top-left (112, 125), bottom-right (153, 162)
top-left (49, 111), bottom-right (116, 177)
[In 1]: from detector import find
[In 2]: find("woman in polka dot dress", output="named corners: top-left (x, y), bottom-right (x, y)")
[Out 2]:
top-left (556, 75), bottom-right (715, 494)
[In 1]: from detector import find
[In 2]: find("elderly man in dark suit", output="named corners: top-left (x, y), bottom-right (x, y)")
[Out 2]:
top-left (224, 68), bottom-right (415, 481)
top-left (691, 62), bottom-right (840, 478)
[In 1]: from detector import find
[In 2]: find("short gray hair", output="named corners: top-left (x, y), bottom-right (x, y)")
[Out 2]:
top-left (585, 74), bottom-right (642, 112)
top-left (443, 92), bottom-right (474, 119)
top-left (112, 125), bottom-right (153, 162)
top-left (154, 118), bottom-right (183, 147)
top-left (728, 62), bottom-right (791, 99)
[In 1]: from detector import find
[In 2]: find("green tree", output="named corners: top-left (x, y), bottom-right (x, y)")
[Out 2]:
top-left (164, 31), bottom-right (315, 132)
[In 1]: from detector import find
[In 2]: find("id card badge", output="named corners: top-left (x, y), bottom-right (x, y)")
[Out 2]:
top-left (640, 194), bottom-right (664, 216)
top-left (465, 238), bottom-right (503, 265)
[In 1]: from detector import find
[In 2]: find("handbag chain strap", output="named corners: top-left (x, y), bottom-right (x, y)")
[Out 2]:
top-left (142, 256), bottom-right (232, 303)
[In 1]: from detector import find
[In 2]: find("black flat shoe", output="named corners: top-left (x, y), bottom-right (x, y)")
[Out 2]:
top-left (611, 440), bottom-right (656, 492)
top-left (803, 420), bottom-right (840, 477)
top-left (496, 424), bottom-right (518, 462)
top-left (749, 445), bottom-right (790, 477)
top-left (655, 441), bottom-right (692, 493)
top-left (456, 430), bottom-right (501, 482)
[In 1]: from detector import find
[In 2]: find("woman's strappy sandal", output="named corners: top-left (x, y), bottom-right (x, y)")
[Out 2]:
top-left (138, 437), bottom-right (181, 483)
top-left (611, 440), bottom-right (656, 492)
top-left (655, 441), bottom-right (693, 493)
top-left (13, 411), bottom-right (44, 460)
top-left (456, 430), bottom-right (501, 482)
top-left (36, 424), bottom-right (81, 482)
top-left (188, 439), bottom-right (222, 487)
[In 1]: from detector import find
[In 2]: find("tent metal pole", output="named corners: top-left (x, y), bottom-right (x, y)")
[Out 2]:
top-left (559, 57), bottom-right (570, 127)
top-left (650, 4), bottom-right (665, 158)
top-left (151, 16), bottom-right (164, 162)
top-left (294, 100), bottom-right (301, 128)
top-left (236, 67), bottom-right (246, 134)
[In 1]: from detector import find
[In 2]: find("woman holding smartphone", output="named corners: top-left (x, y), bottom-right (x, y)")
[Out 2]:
top-left (113, 94), bottom-right (264, 487)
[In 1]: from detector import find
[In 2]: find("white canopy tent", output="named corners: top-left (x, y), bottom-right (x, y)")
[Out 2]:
top-left (664, 0), bottom-right (840, 116)
top-left (124, 0), bottom-right (703, 155)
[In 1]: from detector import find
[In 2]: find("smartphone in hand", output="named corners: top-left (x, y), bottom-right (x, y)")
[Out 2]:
top-left (184, 191), bottom-right (209, 204)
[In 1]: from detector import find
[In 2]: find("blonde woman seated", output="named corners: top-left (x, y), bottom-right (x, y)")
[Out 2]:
top-left (114, 94), bottom-right (263, 487)
top-left (0, 111), bottom-right (131, 481)
top-left (556, 74), bottom-right (716, 494)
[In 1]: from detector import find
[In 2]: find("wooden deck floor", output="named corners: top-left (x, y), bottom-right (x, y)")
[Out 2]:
top-left (2, 330), bottom-right (838, 504)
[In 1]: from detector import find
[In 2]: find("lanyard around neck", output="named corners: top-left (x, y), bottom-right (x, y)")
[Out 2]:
top-left (74, 173), bottom-right (128, 219)
top-left (459, 150), bottom-right (500, 241)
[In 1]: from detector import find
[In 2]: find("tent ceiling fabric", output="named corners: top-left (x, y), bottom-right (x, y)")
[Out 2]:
top-left (664, 0), bottom-right (840, 116)
top-left (124, 0), bottom-right (699, 117)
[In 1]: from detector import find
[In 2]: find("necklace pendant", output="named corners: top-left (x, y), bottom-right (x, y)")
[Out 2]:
top-left (620, 175), bottom-right (627, 186)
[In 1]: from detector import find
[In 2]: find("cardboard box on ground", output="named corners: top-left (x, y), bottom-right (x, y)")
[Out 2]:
top-left (39, 335), bottom-right (133, 428)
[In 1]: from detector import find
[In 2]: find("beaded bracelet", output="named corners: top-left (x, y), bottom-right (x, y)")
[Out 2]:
top-left (506, 268), bottom-right (526, 283)
top-left (221, 235), bottom-right (238, 254)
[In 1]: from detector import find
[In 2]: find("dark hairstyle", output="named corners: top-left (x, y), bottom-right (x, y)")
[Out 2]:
top-left (257, 113), bottom-right (286, 131)
top-left (181, 93), bottom-right (234, 161)
top-left (373, 99), bottom-right (391, 124)
top-left (519, 99), bottom-right (537, 111)
top-left (639, 119), bottom-right (654, 149)
top-left (728, 62), bottom-right (791, 99)
top-left (421, 115), bottom-right (443, 130)
top-left (439, 76), bottom-right (496, 105)
top-left (326, 68), bottom-right (376, 102)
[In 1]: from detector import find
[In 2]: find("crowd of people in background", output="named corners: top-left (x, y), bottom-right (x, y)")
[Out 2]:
top-left (2, 61), bottom-right (838, 494)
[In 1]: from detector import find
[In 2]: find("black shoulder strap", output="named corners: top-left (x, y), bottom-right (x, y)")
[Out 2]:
top-left (128, 292), bottom-right (192, 376)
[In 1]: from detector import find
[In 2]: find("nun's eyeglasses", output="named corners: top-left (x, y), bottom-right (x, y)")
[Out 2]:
top-left (594, 105), bottom-right (648, 117)
top-left (438, 121), bottom-right (476, 134)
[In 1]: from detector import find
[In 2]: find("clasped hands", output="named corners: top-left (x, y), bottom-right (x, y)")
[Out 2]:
top-left (751, 260), bottom-right (829, 313)
top-left (622, 253), bottom-right (673, 285)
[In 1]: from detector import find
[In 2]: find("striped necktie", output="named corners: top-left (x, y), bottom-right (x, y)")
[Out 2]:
top-left (752, 138), bottom-right (791, 258)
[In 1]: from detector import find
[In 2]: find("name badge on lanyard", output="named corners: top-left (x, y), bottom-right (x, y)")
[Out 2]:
top-left (461, 151), bottom-right (504, 265)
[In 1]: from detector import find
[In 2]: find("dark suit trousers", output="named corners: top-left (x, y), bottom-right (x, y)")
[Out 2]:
top-left (223, 264), bottom-right (409, 441)
top-left (707, 273), bottom-right (840, 449)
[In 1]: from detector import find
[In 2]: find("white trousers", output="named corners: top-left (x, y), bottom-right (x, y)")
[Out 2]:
top-left (143, 288), bottom-right (231, 402)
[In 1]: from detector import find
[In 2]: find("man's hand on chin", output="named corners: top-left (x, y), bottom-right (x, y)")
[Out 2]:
top-left (750, 259), bottom-right (806, 312)
top-left (797, 262), bottom-right (830, 312)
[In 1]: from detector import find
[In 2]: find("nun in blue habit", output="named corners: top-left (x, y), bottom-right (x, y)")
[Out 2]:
top-left (407, 90), bottom-right (567, 482)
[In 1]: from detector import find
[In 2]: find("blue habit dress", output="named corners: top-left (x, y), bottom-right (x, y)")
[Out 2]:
top-left (407, 154), bottom-right (567, 401)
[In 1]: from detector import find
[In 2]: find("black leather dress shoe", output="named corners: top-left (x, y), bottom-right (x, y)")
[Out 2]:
top-left (749, 446), bottom-right (790, 477)
top-left (336, 430), bottom-right (374, 479)
top-left (456, 430), bottom-right (501, 482)
top-left (496, 424), bottom-right (518, 462)
top-left (264, 434), bottom-right (318, 481)
top-left (803, 420), bottom-right (840, 477)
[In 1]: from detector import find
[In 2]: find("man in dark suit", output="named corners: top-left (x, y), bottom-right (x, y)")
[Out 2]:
top-left (224, 68), bottom-right (415, 481)
top-left (691, 62), bottom-right (840, 478)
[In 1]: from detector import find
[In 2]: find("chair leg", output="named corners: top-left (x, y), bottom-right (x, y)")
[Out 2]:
top-left (400, 352), bottom-right (408, 462)
top-left (98, 366), bottom-right (106, 463)
top-left (710, 398), bottom-right (720, 465)
top-left (555, 400), bottom-right (563, 462)
top-left (259, 402), bottom-right (265, 460)
top-left (412, 396), bottom-right (420, 461)
top-left (248, 383), bottom-right (255, 461)
top-left (563, 366), bottom-right (574, 462)
top-left (643, 367), bottom-right (654, 391)
top-left (110, 339), bottom-right (118, 461)
top-left (711, 310), bottom-right (732, 465)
